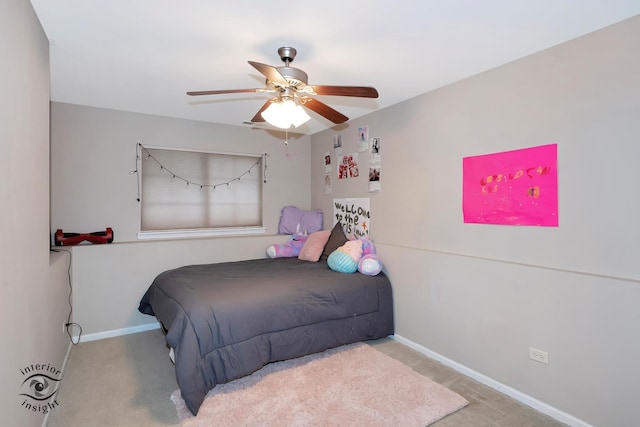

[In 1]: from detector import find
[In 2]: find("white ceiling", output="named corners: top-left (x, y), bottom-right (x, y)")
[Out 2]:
top-left (30, 1), bottom-right (640, 135)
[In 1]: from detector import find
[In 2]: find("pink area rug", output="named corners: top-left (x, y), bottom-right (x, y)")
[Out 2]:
top-left (171, 343), bottom-right (468, 426)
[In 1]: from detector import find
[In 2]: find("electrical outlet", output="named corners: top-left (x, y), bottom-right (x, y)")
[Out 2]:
top-left (529, 347), bottom-right (549, 364)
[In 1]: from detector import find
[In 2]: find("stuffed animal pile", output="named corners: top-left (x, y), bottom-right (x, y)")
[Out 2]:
top-left (266, 231), bottom-right (383, 276)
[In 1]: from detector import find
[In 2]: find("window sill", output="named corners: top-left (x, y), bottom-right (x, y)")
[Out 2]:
top-left (137, 227), bottom-right (266, 240)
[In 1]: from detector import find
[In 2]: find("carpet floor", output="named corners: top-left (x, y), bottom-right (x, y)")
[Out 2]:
top-left (46, 329), bottom-right (566, 426)
top-left (172, 343), bottom-right (468, 426)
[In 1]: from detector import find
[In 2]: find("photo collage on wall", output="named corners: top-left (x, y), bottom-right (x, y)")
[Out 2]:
top-left (322, 126), bottom-right (382, 194)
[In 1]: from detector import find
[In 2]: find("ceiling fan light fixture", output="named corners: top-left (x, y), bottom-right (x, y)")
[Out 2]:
top-left (261, 98), bottom-right (310, 129)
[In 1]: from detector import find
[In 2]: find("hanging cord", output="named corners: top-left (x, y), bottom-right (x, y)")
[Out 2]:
top-left (129, 141), bottom-right (141, 202)
top-left (50, 249), bottom-right (82, 345)
top-left (263, 153), bottom-right (268, 183)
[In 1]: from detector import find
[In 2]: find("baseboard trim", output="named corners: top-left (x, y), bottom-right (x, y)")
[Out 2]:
top-left (75, 323), bottom-right (160, 343)
top-left (392, 334), bottom-right (592, 427)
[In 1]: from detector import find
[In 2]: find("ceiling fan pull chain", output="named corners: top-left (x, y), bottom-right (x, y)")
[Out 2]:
top-left (284, 128), bottom-right (288, 145)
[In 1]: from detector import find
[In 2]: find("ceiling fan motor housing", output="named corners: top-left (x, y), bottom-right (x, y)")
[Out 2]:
top-left (278, 47), bottom-right (297, 63)
top-left (274, 66), bottom-right (308, 88)
top-left (271, 47), bottom-right (308, 88)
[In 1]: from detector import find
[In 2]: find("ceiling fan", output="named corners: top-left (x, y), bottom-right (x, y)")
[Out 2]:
top-left (187, 47), bottom-right (379, 128)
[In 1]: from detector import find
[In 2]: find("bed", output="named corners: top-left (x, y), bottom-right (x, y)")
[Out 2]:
top-left (138, 256), bottom-right (394, 416)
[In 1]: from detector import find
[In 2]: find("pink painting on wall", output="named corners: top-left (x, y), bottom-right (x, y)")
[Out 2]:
top-left (462, 144), bottom-right (558, 226)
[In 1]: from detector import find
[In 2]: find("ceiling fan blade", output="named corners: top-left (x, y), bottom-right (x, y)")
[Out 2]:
top-left (303, 98), bottom-right (349, 124)
top-left (248, 61), bottom-right (290, 87)
top-left (250, 100), bottom-right (272, 123)
top-left (311, 85), bottom-right (379, 98)
top-left (186, 89), bottom-right (260, 96)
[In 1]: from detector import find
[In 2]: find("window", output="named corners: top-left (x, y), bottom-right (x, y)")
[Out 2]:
top-left (138, 145), bottom-right (264, 238)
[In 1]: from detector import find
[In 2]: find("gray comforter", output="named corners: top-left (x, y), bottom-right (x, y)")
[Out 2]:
top-left (138, 257), bottom-right (394, 415)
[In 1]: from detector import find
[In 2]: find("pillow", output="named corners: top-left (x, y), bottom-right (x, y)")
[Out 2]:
top-left (320, 221), bottom-right (348, 260)
top-left (327, 241), bottom-right (362, 273)
top-left (298, 230), bottom-right (331, 262)
top-left (299, 210), bottom-right (323, 235)
top-left (339, 240), bottom-right (363, 261)
top-left (278, 206), bottom-right (323, 235)
top-left (327, 250), bottom-right (358, 273)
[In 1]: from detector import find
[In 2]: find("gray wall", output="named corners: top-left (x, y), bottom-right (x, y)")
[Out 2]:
top-left (49, 103), bottom-right (312, 338)
top-left (66, 234), bottom-right (290, 337)
top-left (50, 102), bottom-right (312, 241)
top-left (0, 1), bottom-right (69, 426)
top-left (310, 16), bottom-right (639, 427)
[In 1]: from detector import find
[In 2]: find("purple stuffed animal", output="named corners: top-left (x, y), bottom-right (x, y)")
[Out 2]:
top-left (266, 234), bottom-right (308, 258)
